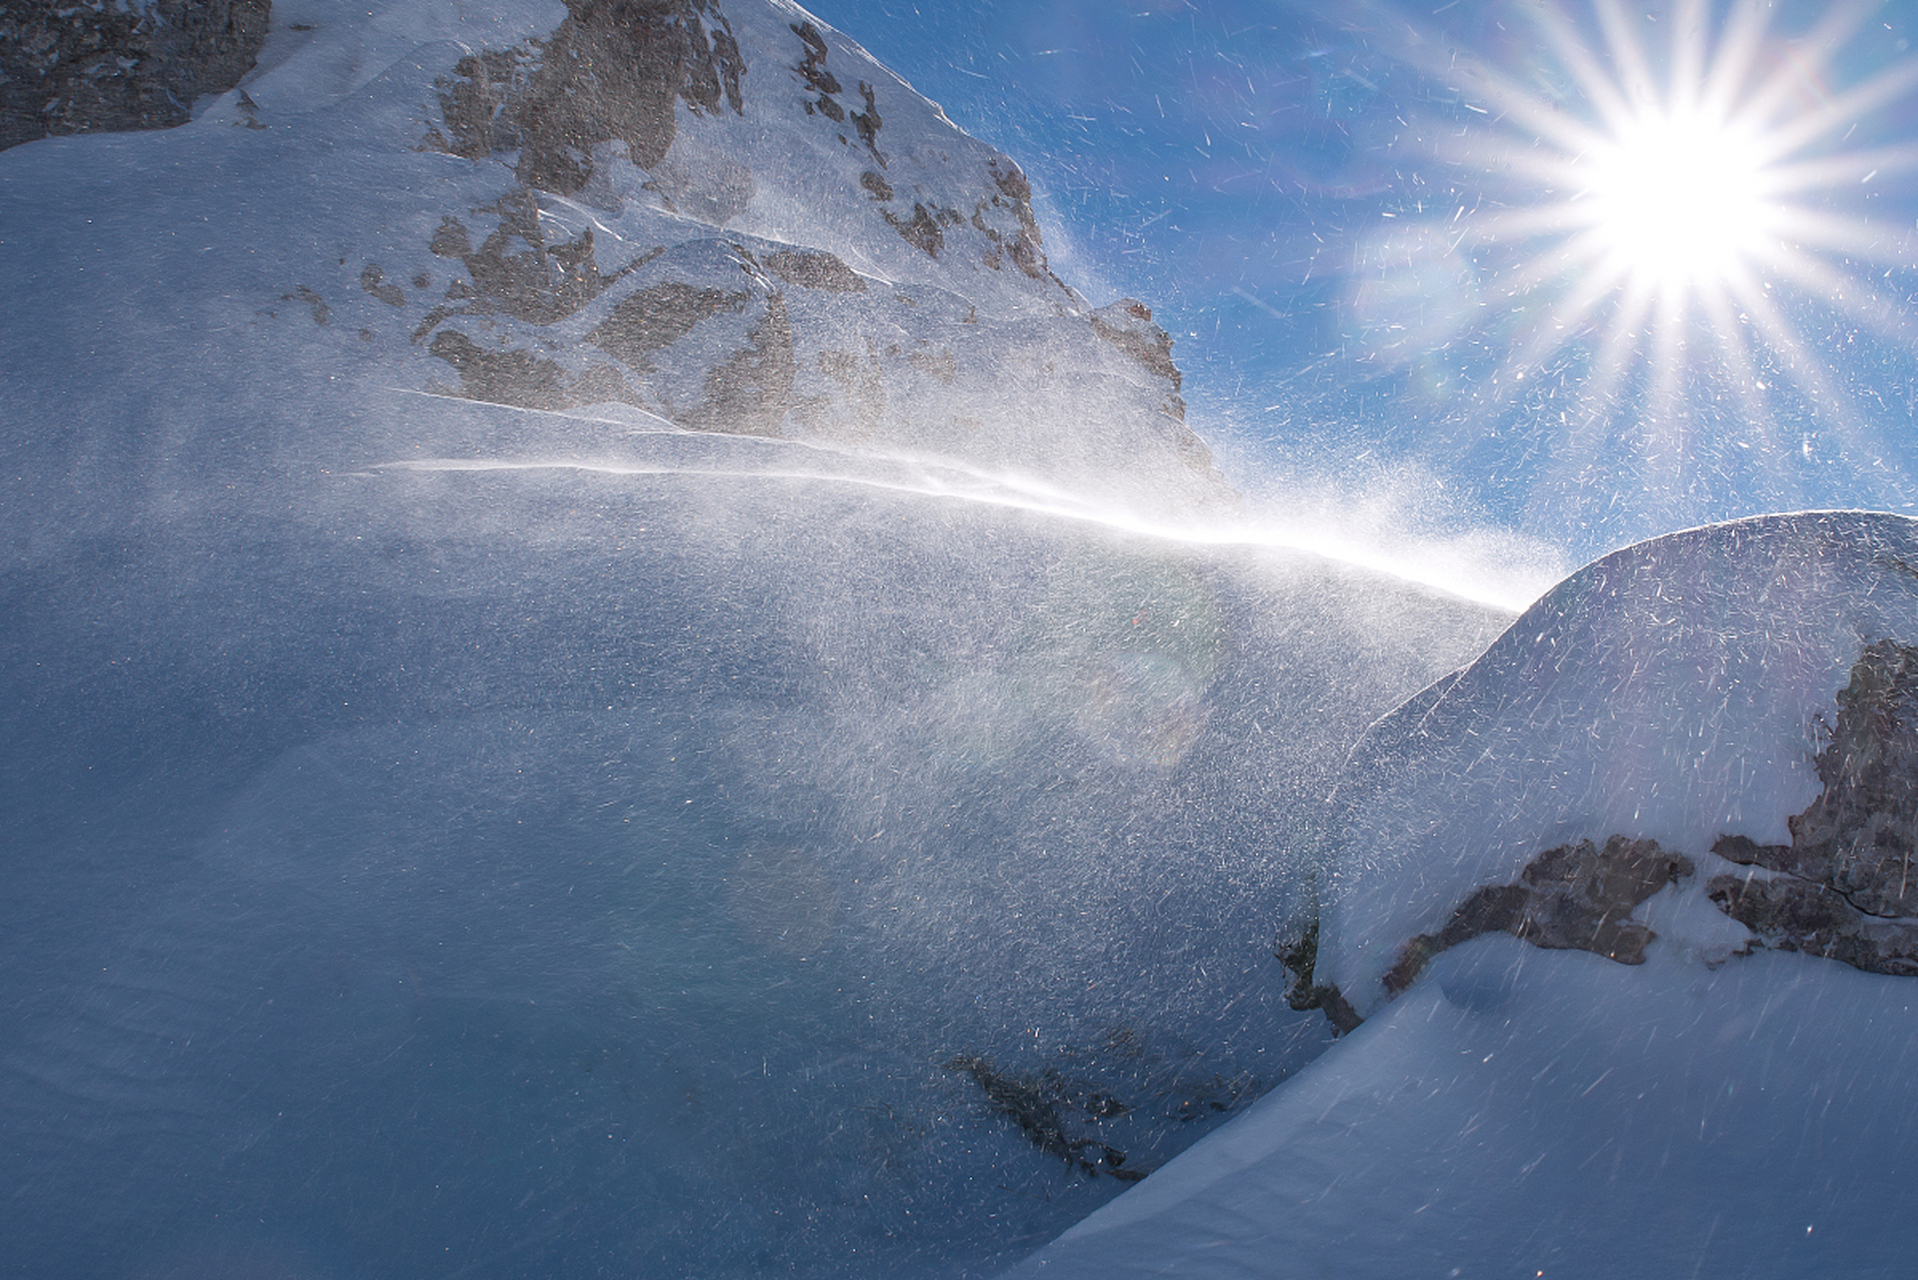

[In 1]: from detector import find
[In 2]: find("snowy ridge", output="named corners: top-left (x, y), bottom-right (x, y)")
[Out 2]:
top-left (1323, 510), bottom-right (1918, 1011)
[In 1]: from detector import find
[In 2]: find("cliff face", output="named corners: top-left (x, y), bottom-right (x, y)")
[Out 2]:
top-left (385, 0), bottom-right (1221, 506)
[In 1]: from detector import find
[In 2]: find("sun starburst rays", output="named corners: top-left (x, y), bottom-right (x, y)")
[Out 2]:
top-left (1376, 0), bottom-right (1918, 459)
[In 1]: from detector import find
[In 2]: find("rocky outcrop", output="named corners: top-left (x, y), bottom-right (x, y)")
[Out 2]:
top-left (1381, 836), bottom-right (1693, 995)
top-left (1708, 639), bottom-right (1918, 974)
top-left (1304, 629), bottom-right (1918, 1030)
top-left (319, 0), bottom-right (1225, 509)
top-left (1, 0), bottom-right (270, 151)
top-left (1284, 836), bottom-right (1691, 1032)
top-left (1091, 298), bottom-right (1187, 422)
top-left (429, 0), bottom-right (745, 195)
top-left (947, 1030), bottom-right (1263, 1183)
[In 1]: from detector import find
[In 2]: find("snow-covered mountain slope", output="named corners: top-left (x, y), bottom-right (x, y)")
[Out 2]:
top-left (0, 480), bottom-right (1506, 1280)
top-left (1005, 510), bottom-right (1918, 1279)
top-left (0, 0), bottom-right (1226, 552)
top-left (0, 3), bottom-right (1514, 1276)
top-left (1005, 937), bottom-right (1918, 1280)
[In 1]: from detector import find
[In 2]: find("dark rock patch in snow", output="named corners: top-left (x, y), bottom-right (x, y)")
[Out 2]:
top-left (1, 0), bottom-right (269, 151)
top-left (1707, 874), bottom-right (1918, 976)
top-left (589, 280), bottom-right (755, 370)
top-left (1713, 639), bottom-right (1918, 920)
top-left (1708, 638), bottom-right (1918, 975)
top-left (948, 1054), bottom-right (1147, 1183)
top-left (761, 247), bottom-right (867, 292)
top-left (1381, 836), bottom-right (1692, 996)
top-left (1290, 836), bottom-right (1693, 1031)
top-left (431, 0), bottom-right (744, 192)
top-left (948, 1031), bottom-right (1266, 1185)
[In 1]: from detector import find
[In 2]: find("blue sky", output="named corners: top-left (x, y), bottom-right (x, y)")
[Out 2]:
top-left (800, 0), bottom-right (1918, 562)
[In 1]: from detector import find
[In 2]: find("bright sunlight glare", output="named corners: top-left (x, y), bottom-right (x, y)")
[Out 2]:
top-left (1584, 108), bottom-right (1775, 291)
top-left (1363, 0), bottom-right (1918, 464)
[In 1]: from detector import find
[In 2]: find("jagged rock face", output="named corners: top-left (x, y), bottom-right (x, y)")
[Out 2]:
top-left (1709, 639), bottom-right (1918, 975)
top-left (279, 0), bottom-right (1226, 509)
top-left (0, 0), bottom-right (269, 152)
top-left (1285, 836), bottom-right (1693, 1033)
top-left (1, 0), bottom-right (1226, 515)
top-left (429, 0), bottom-right (746, 194)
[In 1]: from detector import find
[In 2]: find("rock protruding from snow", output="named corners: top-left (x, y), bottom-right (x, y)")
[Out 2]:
top-left (1380, 835), bottom-right (1693, 995)
top-left (1, 0), bottom-right (269, 151)
top-left (375, 0), bottom-right (1225, 512)
top-left (1318, 512), bottom-right (1918, 1016)
top-left (1, 0), bottom-right (1231, 521)
top-left (1707, 638), bottom-right (1918, 974)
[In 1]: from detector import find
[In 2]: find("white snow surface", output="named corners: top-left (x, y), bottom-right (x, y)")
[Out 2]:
top-left (0, 3), bottom-right (1509, 1276)
top-left (1325, 510), bottom-right (1918, 1010)
top-left (1004, 934), bottom-right (1918, 1280)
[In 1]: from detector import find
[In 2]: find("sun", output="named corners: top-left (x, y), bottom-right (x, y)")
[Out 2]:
top-left (1363, 0), bottom-right (1918, 456)
top-left (1582, 106), bottom-right (1775, 292)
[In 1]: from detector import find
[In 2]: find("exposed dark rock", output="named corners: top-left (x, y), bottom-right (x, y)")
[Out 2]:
top-left (279, 285), bottom-right (328, 326)
top-left (786, 21), bottom-right (885, 165)
top-left (1, 0), bottom-right (269, 152)
top-left (788, 19), bottom-right (841, 116)
top-left (431, 0), bottom-right (745, 195)
top-left (416, 191), bottom-right (649, 343)
top-left (760, 249), bottom-right (866, 293)
top-left (883, 201), bottom-right (943, 258)
top-left (360, 265), bottom-right (404, 308)
top-left (1382, 836), bottom-right (1692, 998)
top-left (429, 216), bottom-right (474, 260)
top-left (427, 329), bottom-right (637, 410)
top-left (678, 290), bottom-right (794, 435)
top-left (1275, 910), bottom-right (1363, 1035)
top-left (1707, 873), bottom-right (1918, 976)
top-left (989, 160), bottom-right (1032, 203)
top-left (1705, 639), bottom-right (1918, 975)
top-left (1714, 640), bottom-right (1918, 919)
top-left (859, 169), bottom-right (893, 201)
top-left (849, 79), bottom-right (882, 163)
top-left (947, 1054), bottom-right (1144, 1182)
top-left (588, 280), bottom-right (752, 370)
top-left (987, 159), bottom-right (1050, 281)
top-left (428, 330), bottom-right (570, 408)
top-left (1332, 638), bottom-right (1918, 1024)
top-left (1090, 300), bottom-right (1183, 394)
top-left (946, 1034), bottom-right (1263, 1185)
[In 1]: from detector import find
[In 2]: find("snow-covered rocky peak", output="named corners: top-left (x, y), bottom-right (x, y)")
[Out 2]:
top-left (1313, 511), bottom-right (1918, 1018)
top-left (0, 0), bottom-right (1229, 531)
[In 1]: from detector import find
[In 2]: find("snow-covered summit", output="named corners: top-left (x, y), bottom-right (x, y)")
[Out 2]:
top-left (0, 0), bottom-right (1229, 547)
top-left (1320, 510), bottom-right (1918, 1015)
